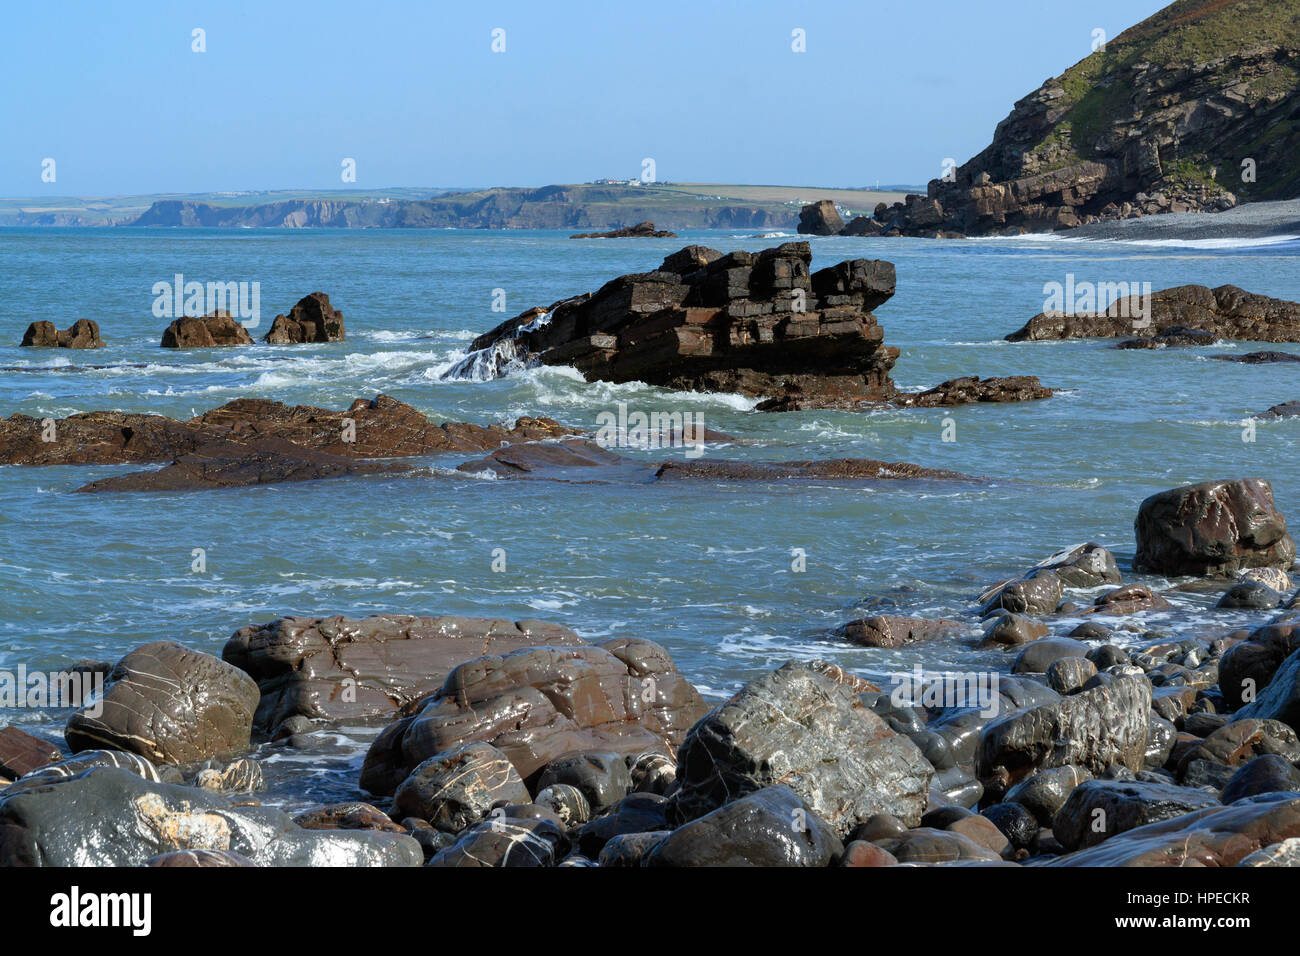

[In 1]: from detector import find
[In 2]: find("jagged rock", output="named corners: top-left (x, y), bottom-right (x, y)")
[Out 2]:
top-left (1009, 286), bottom-right (1300, 343)
top-left (896, 376), bottom-right (1053, 407)
top-left (0, 393), bottom-right (578, 467)
top-left (161, 310), bottom-right (255, 348)
top-left (976, 675), bottom-right (1151, 802)
top-left (263, 292), bottom-right (346, 344)
top-left (65, 641), bottom-right (259, 766)
top-left (392, 742), bottom-right (530, 832)
top-left (835, 615), bottom-right (963, 648)
top-left (224, 613), bottom-right (585, 732)
top-left (21, 318), bottom-right (103, 348)
top-left (796, 200), bottom-right (844, 236)
top-left (570, 221), bottom-right (676, 239)
top-left (1043, 793), bottom-right (1300, 867)
top-left (1133, 479), bottom-right (1295, 577)
top-left (360, 638), bottom-right (706, 796)
top-left (1053, 779), bottom-right (1221, 851)
top-left (645, 785), bottom-right (843, 867)
top-left (668, 661), bottom-right (933, 833)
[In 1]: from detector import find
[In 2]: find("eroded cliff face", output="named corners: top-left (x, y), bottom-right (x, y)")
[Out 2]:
top-left (870, 0), bottom-right (1300, 236)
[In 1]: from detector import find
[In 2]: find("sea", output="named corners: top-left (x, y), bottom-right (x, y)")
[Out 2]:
top-left (2, 225), bottom-right (1298, 804)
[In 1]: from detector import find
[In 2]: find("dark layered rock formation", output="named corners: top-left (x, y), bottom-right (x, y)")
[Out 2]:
top-left (64, 641), bottom-right (260, 765)
top-left (360, 638), bottom-right (707, 796)
top-left (1008, 285), bottom-right (1300, 342)
top-left (160, 310), bottom-right (255, 348)
top-left (1133, 478), bottom-right (1295, 576)
top-left (222, 614), bottom-right (586, 732)
top-left (450, 243), bottom-right (1052, 411)
top-left (570, 221), bottom-right (676, 238)
top-left (20, 318), bottom-right (104, 348)
top-left (0, 394), bottom-right (575, 468)
top-left (263, 292), bottom-right (345, 344)
top-left (854, 0), bottom-right (1300, 237)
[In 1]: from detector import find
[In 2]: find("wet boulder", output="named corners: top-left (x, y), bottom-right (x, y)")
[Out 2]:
top-left (360, 638), bottom-right (706, 796)
top-left (1133, 479), bottom-right (1295, 577)
top-left (980, 571), bottom-right (1063, 616)
top-left (1012, 637), bottom-right (1089, 674)
top-left (1043, 792), bottom-right (1300, 866)
top-left (976, 675), bottom-right (1152, 802)
top-left (1005, 765), bottom-right (1093, 826)
top-left (576, 792), bottom-right (669, 857)
top-left (1221, 754), bottom-right (1300, 803)
top-left (223, 613), bottom-right (586, 732)
top-left (645, 785), bottom-right (843, 867)
top-left (1217, 581), bottom-right (1282, 609)
top-left (1177, 719), bottom-right (1300, 783)
top-left (836, 615), bottom-right (963, 648)
top-left (0, 727), bottom-right (62, 780)
top-left (1053, 779), bottom-right (1221, 851)
top-left (1219, 621), bottom-right (1300, 710)
top-left (293, 802), bottom-right (406, 833)
top-left (391, 742), bottom-right (530, 832)
top-left (1236, 646), bottom-right (1300, 728)
top-left (426, 813), bottom-right (568, 867)
top-left (145, 849), bottom-right (254, 867)
top-left (249, 829), bottom-right (421, 867)
top-left (668, 661), bottom-right (933, 833)
top-left (536, 751), bottom-right (632, 813)
top-left (1035, 543), bottom-right (1122, 588)
top-left (979, 613), bottom-right (1047, 648)
top-left (65, 641), bottom-right (259, 766)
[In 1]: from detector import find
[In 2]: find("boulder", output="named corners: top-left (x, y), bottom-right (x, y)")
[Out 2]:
top-left (1053, 779), bottom-right (1221, 851)
top-left (1237, 649), bottom-right (1300, 730)
top-left (1178, 719), bottom-right (1300, 780)
top-left (976, 675), bottom-right (1152, 801)
top-left (796, 200), bottom-right (844, 236)
top-left (391, 742), bottom-right (530, 832)
top-left (1005, 765), bottom-right (1093, 826)
top-left (979, 613), bottom-right (1048, 648)
top-left (161, 311), bottom-right (254, 348)
top-left (426, 813), bottom-right (568, 868)
top-left (1012, 637), bottom-right (1088, 674)
top-left (224, 613), bottom-right (585, 732)
top-left (668, 661), bottom-right (933, 833)
top-left (1221, 754), bottom-right (1300, 803)
top-left (1043, 793), bottom-right (1300, 867)
top-left (535, 751), bottom-right (632, 813)
top-left (65, 641), bottom-right (259, 765)
top-left (980, 571), bottom-right (1063, 615)
top-left (293, 802), bottom-right (405, 833)
top-left (575, 792), bottom-right (669, 857)
top-left (1218, 621), bottom-right (1300, 710)
top-left (249, 829), bottom-right (421, 867)
top-left (835, 615), bottom-right (963, 648)
top-left (263, 292), bottom-right (346, 344)
top-left (570, 221), bottom-right (677, 239)
top-left (0, 727), bottom-right (62, 780)
top-left (1133, 479), bottom-right (1295, 577)
top-left (360, 638), bottom-right (706, 796)
top-left (645, 785), bottom-right (843, 867)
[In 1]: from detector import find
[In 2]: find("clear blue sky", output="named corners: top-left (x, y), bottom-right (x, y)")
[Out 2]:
top-left (0, 0), bottom-right (1169, 197)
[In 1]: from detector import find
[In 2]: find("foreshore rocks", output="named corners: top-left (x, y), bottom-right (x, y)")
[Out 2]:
top-left (1133, 478), bottom-right (1295, 577)
top-left (835, 615), bottom-right (964, 649)
top-left (64, 641), bottom-right (259, 766)
top-left (222, 614), bottom-right (586, 732)
top-left (1007, 285), bottom-right (1300, 343)
top-left (668, 662), bottom-right (933, 833)
top-left (161, 310), bottom-right (255, 348)
top-left (21, 319), bottom-right (103, 349)
top-left (448, 243), bottom-right (1052, 412)
top-left (570, 221), bottom-right (676, 239)
top-left (360, 638), bottom-right (707, 796)
top-left (263, 292), bottom-right (345, 344)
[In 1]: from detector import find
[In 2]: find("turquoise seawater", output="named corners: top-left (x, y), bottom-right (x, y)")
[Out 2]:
top-left (1, 226), bottom-right (1298, 799)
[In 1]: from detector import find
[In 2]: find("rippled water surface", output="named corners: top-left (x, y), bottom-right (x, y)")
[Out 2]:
top-left (2, 226), bottom-right (1298, 800)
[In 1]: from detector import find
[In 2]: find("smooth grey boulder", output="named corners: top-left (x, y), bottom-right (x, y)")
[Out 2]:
top-left (668, 661), bottom-right (933, 833)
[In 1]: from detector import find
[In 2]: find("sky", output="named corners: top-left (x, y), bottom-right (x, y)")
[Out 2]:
top-left (0, 0), bottom-right (1172, 197)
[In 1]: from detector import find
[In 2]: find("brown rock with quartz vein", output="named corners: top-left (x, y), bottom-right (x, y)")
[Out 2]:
top-left (223, 614), bottom-right (587, 733)
top-left (64, 641), bottom-right (259, 766)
